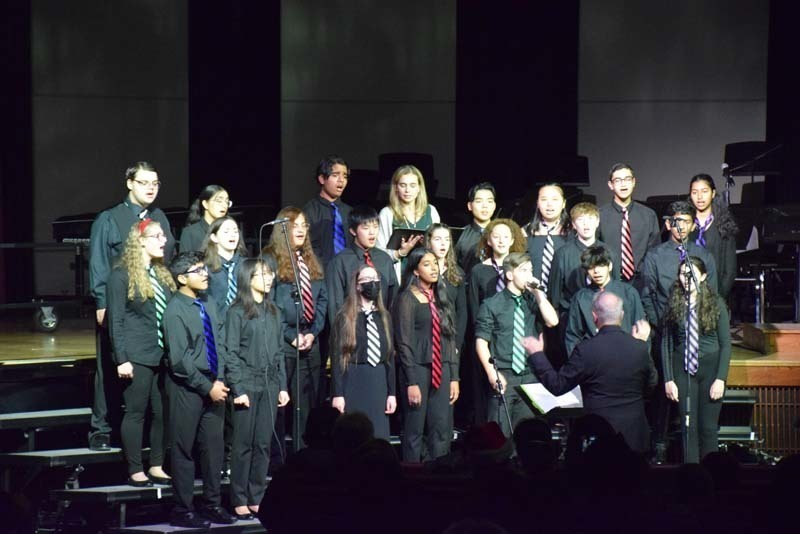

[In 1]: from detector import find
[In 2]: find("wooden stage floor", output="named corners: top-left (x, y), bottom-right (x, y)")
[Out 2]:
top-left (0, 318), bottom-right (95, 364)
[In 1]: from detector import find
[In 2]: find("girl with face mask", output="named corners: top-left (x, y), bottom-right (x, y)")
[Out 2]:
top-left (329, 265), bottom-right (396, 439)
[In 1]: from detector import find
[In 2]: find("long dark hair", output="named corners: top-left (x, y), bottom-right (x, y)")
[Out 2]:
top-left (185, 184), bottom-right (227, 226)
top-left (664, 256), bottom-right (719, 333)
top-left (331, 265), bottom-right (393, 370)
top-left (201, 216), bottom-right (248, 272)
top-left (425, 223), bottom-right (464, 287)
top-left (525, 183), bottom-right (570, 237)
top-left (263, 206), bottom-right (324, 282)
top-left (232, 258), bottom-right (276, 319)
top-left (401, 248), bottom-right (455, 337)
top-left (688, 174), bottom-right (739, 238)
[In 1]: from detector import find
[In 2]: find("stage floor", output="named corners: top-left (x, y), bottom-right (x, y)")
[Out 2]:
top-left (0, 317), bottom-right (95, 364)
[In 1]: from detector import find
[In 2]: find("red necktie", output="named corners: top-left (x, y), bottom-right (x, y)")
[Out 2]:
top-left (423, 288), bottom-right (442, 389)
top-left (363, 249), bottom-right (374, 267)
top-left (296, 250), bottom-right (314, 323)
top-left (621, 207), bottom-right (635, 281)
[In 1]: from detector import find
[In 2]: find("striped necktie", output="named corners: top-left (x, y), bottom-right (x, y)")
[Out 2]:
top-left (148, 266), bottom-right (167, 349)
top-left (422, 288), bottom-right (442, 389)
top-left (365, 310), bottom-right (381, 367)
top-left (685, 305), bottom-right (699, 375)
top-left (224, 260), bottom-right (237, 306)
top-left (296, 250), bottom-right (315, 323)
top-left (331, 202), bottom-right (346, 254)
top-left (541, 224), bottom-right (554, 291)
top-left (620, 207), bottom-right (635, 281)
top-left (512, 294), bottom-right (526, 374)
top-left (491, 257), bottom-right (505, 293)
top-left (193, 299), bottom-right (219, 377)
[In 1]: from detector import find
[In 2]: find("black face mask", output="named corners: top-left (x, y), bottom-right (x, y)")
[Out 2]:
top-left (359, 280), bottom-right (381, 301)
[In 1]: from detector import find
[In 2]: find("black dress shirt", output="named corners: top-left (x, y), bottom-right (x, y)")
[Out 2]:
top-left (224, 303), bottom-right (287, 398)
top-left (393, 289), bottom-right (458, 386)
top-left (641, 240), bottom-right (718, 327)
top-left (107, 266), bottom-right (173, 366)
top-left (548, 236), bottom-right (618, 314)
top-left (89, 199), bottom-right (175, 309)
top-left (272, 277), bottom-right (328, 348)
top-left (526, 234), bottom-right (568, 282)
top-left (474, 288), bottom-right (541, 370)
top-left (598, 200), bottom-right (661, 280)
top-left (179, 220), bottom-right (209, 253)
top-left (331, 310), bottom-right (396, 397)
top-left (564, 280), bottom-right (646, 356)
top-left (661, 296), bottom-right (731, 383)
top-left (325, 244), bottom-right (398, 321)
top-left (164, 292), bottom-right (229, 396)
top-left (439, 272), bottom-right (467, 352)
top-left (689, 222), bottom-right (737, 299)
top-left (303, 196), bottom-right (353, 269)
top-left (455, 221), bottom-right (485, 275)
top-left (467, 263), bottom-right (503, 321)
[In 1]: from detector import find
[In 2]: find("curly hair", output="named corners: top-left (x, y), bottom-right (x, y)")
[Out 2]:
top-left (117, 220), bottom-right (176, 301)
top-left (476, 218), bottom-right (527, 261)
top-left (664, 256), bottom-right (719, 333)
top-left (262, 206), bottom-right (324, 282)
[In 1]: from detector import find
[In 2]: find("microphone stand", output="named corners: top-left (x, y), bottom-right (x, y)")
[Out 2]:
top-left (279, 220), bottom-right (307, 452)
top-left (677, 226), bottom-right (701, 464)
top-left (488, 356), bottom-right (514, 436)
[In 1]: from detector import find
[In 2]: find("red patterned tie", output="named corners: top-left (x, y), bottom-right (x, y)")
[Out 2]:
top-left (620, 207), bottom-right (635, 281)
top-left (296, 250), bottom-right (314, 323)
top-left (363, 249), bottom-right (374, 268)
top-left (423, 288), bottom-right (442, 389)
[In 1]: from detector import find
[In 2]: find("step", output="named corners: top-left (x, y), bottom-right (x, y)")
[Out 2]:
top-left (0, 447), bottom-right (136, 468)
top-left (0, 407), bottom-right (92, 430)
top-left (117, 517), bottom-right (264, 533)
top-left (741, 323), bottom-right (800, 354)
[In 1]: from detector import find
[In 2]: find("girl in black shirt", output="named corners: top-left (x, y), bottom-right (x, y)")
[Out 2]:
top-left (201, 216), bottom-right (248, 318)
top-left (226, 258), bottom-right (289, 519)
top-left (330, 264), bottom-right (396, 439)
top-left (395, 248), bottom-right (459, 462)
top-left (662, 256), bottom-right (731, 463)
top-left (107, 218), bottom-right (175, 486)
top-left (180, 185), bottom-right (231, 253)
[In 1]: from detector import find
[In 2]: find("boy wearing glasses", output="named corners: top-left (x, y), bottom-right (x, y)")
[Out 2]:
top-left (597, 163), bottom-right (661, 289)
top-left (163, 252), bottom-right (237, 528)
top-left (87, 161), bottom-right (176, 451)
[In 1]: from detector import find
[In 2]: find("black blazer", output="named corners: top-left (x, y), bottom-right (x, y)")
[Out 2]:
top-left (529, 325), bottom-right (657, 453)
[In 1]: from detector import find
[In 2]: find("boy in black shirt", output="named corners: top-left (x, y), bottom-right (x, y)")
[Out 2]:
top-left (164, 252), bottom-right (237, 528)
top-left (455, 182), bottom-right (497, 275)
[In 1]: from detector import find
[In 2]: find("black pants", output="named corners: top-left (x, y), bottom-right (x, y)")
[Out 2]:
top-left (283, 344), bottom-right (320, 450)
top-left (120, 361), bottom-right (166, 474)
top-left (671, 351), bottom-right (723, 463)
top-left (167, 374), bottom-right (224, 514)
top-left (487, 371), bottom-right (536, 437)
top-left (89, 320), bottom-right (122, 444)
top-left (230, 385), bottom-right (278, 507)
top-left (401, 363), bottom-right (453, 462)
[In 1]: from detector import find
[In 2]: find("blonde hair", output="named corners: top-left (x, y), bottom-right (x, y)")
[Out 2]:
top-left (118, 220), bottom-right (176, 301)
top-left (388, 165), bottom-right (429, 221)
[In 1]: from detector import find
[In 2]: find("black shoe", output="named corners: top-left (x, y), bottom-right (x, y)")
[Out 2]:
top-left (127, 476), bottom-right (153, 488)
top-left (88, 435), bottom-right (111, 451)
top-left (234, 511), bottom-right (255, 520)
top-left (200, 505), bottom-right (237, 524)
top-left (170, 511), bottom-right (211, 529)
top-left (147, 473), bottom-right (172, 485)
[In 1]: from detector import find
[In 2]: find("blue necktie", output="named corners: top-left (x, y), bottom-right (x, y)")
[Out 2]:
top-left (331, 202), bottom-right (346, 254)
top-left (194, 299), bottom-right (218, 377)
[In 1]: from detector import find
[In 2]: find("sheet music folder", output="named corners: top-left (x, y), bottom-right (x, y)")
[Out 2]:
top-left (516, 383), bottom-right (584, 415)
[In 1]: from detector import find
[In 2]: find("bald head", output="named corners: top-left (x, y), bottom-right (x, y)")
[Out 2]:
top-left (592, 292), bottom-right (624, 327)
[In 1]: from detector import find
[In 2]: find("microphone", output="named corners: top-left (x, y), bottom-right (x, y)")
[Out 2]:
top-left (721, 162), bottom-right (730, 176)
top-left (262, 217), bottom-right (290, 227)
top-left (525, 280), bottom-right (541, 292)
top-left (662, 215), bottom-right (677, 225)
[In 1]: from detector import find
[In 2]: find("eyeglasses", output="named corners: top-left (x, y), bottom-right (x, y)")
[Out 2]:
top-left (292, 223), bottom-right (310, 230)
top-left (144, 233), bottom-right (167, 241)
top-left (611, 176), bottom-right (634, 185)
top-left (184, 266), bottom-right (208, 275)
top-left (211, 197), bottom-right (232, 207)
top-left (132, 179), bottom-right (161, 188)
top-left (253, 270), bottom-right (274, 278)
top-left (358, 278), bottom-right (380, 284)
